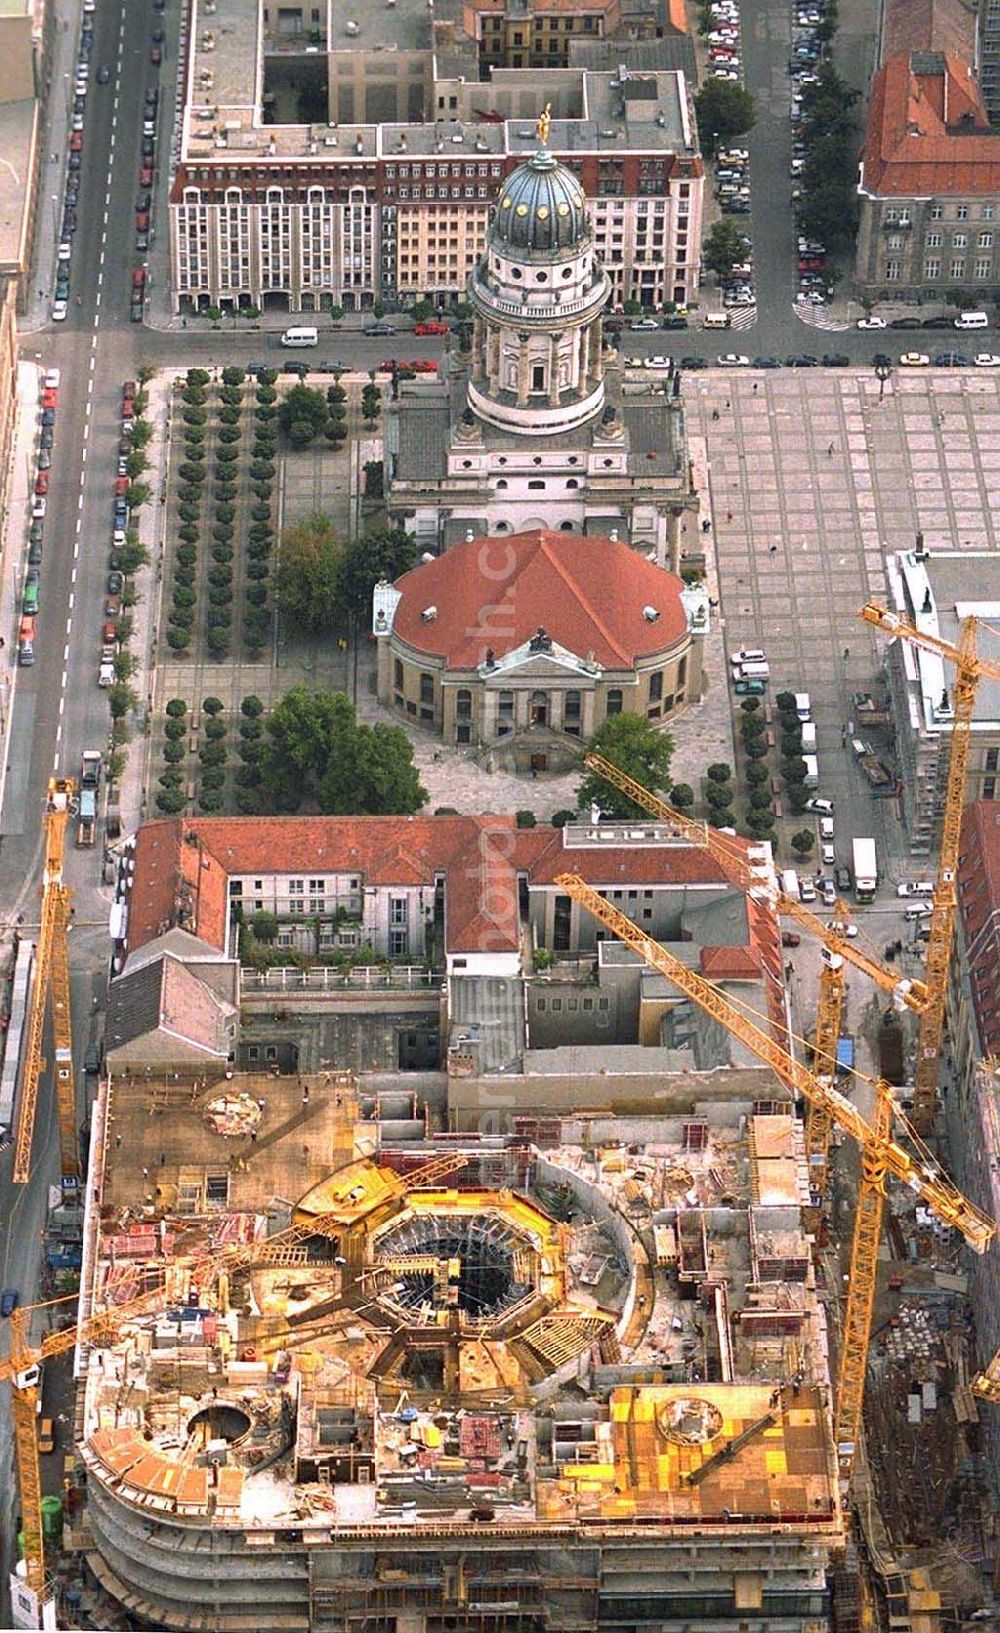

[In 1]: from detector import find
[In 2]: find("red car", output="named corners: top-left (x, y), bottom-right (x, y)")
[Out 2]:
top-left (139, 165), bottom-right (153, 187)
top-left (122, 379), bottom-right (136, 399)
top-left (34, 471), bottom-right (49, 495)
top-left (406, 359), bottom-right (438, 373)
top-left (41, 387), bottom-right (58, 410)
top-left (114, 475), bottom-right (130, 497)
top-left (378, 358), bottom-right (396, 373)
top-left (70, 131), bottom-right (83, 152)
top-left (413, 320), bottom-right (448, 336)
top-left (798, 257), bottom-right (825, 272)
top-left (122, 396), bottom-right (135, 420)
top-left (781, 931), bottom-right (801, 948)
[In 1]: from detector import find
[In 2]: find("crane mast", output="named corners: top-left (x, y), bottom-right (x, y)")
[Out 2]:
top-left (553, 871), bottom-right (994, 1490)
top-left (861, 605), bottom-right (1000, 1132)
top-left (13, 778), bottom-right (78, 1186)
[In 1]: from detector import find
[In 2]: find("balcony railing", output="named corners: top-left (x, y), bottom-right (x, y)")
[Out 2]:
top-left (242, 963), bottom-right (442, 992)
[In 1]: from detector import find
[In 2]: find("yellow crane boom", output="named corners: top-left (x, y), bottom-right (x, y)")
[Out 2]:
top-left (584, 752), bottom-right (911, 1207)
top-left (13, 778), bottom-right (78, 1185)
top-left (861, 604), bottom-right (1000, 1132)
top-left (583, 753), bottom-right (928, 1016)
top-left (553, 872), bottom-right (995, 1488)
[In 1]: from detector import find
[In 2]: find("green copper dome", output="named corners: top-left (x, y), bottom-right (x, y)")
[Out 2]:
top-left (491, 149), bottom-right (589, 256)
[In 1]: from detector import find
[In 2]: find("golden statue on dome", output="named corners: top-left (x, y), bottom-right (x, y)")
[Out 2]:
top-left (537, 103), bottom-right (552, 145)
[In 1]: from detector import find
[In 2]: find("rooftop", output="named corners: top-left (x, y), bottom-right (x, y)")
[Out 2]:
top-left (0, 97), bottom-right (37, 273)
top-left (886, 549), bottom-right (1000, 733)
top-left (860, 52), bottom-right (1000, 198)
top-left (389, 528), bottom-right (690, 670)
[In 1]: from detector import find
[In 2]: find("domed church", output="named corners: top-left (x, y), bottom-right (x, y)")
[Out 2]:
top-left (383, 113), bottom-right (697, 569)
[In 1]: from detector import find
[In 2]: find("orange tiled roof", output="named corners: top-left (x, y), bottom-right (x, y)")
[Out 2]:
top-left (860, 52), bottom-right (1000, 197)
top-left (391, 529), bottom-right (688, 671)
top-left (128, 816), bottom-right (762, 962)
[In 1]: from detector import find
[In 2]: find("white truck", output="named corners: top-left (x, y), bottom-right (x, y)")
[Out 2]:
top-left (852, 837), bottom-right (877, 903)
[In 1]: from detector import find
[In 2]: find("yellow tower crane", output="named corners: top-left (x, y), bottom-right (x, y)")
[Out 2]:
top-left (13, 778), bottom-right (78, 1187)
top-left (860, 605), bottom-right (1000, 1133)
top-left (552, 871), bottom-right (995, 1490)
top-left (584, 752), bottom-right (928, 1204)
top-left (0, 1149), bottom-right (470, 1601)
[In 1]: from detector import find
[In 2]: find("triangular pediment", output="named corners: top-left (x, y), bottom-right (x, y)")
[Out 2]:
top-left (480, 644), bottom-right (600, 681)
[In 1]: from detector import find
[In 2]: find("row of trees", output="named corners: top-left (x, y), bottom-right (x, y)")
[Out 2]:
top-left (796, 54), bottom-right (860, 257)
top-left (277, 380), bottom-right (381, 450)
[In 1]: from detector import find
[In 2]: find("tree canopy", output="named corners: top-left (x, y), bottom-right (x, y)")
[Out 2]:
top-left (277, 384), bottom-right (330, 445)
top-left (336, 528), bottom-right (417, 621)
top-left (694, 80), bottom-right (756, 155)
top-left (257, 686), bottom-right (426, 816)
top-left (274, 514), bottom-right (343, 635)
top-left (704, 219), bottom-right (748, 282)
top-left (576, 714), bottom-right (674, 818)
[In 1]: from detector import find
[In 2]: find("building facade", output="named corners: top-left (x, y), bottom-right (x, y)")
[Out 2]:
top-left (375, 527), bottom-right (703, 766)
top-left (384, 138), bottom-right (699, 562)
top-left (945, 802), bottom-right (1000, 1504)
top-left (169, 0), bottom-right (703, 315)
top-left (856, 52), bottom-right (1000, 301)
top-left (879, 546), bottom-right (1000, 852)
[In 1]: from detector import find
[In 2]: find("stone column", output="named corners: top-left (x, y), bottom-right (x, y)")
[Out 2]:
top-left (472, 316), bottom-right (485, 381)
top-left (582, 687), bottom-right (597, 737)
top-left (516, 340), bottom-right (530, 407)
top-left (591, 322), bottom-right (604, 381)
top-left (579, 321), bottom-right (590, 387)
top-left (548, 334), bottom-right (561, 406)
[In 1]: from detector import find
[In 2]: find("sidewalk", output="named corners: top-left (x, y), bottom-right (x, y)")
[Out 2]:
top-left (21, 3), bottom-right (87, 334)
top-left (0, 363), bottom-right (41, 824)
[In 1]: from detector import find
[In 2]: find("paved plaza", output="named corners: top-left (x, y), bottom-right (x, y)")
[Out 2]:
top-left (372, 369), bottom-right (1000, 833)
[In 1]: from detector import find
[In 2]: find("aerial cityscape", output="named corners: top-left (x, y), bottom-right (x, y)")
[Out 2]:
top-left (0, 0), bottom-right (999, 1627)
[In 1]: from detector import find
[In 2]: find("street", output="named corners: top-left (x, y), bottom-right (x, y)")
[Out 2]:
top-left (0, 0), bottom-right (978, 1613)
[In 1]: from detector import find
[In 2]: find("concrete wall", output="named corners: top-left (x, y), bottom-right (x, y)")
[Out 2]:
top-left (448, 1061), bottom-right (779, 1128)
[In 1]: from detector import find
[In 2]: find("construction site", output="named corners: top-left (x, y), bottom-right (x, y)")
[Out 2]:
top-left (2, 591), bottom-right (1000, 1633)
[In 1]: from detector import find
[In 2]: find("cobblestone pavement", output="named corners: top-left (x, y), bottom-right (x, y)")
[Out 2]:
top-left (685, 366), bottom-right (1000, 871)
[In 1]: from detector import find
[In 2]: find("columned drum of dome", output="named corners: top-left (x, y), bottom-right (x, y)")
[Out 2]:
top-left (467, 145), bottom-right (611, 437)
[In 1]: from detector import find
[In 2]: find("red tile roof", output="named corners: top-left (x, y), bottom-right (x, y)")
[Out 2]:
top-left (390, 528), bottom-right (688, 670)
top-left (861, 53), bottom-right (1000, 197)
top-left (699, 945), bottom-right (761, 979)
top-left (125, 818), bottom-right (780, 982)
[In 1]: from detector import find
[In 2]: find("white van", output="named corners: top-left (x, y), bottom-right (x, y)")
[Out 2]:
top-left (819, 816), bottom-right (834, 841)
top-left (800, 721), bottom-right (817, 753)
top-left (734, 660), bottom-right (770, 680)
top-left (799, 876), bottom-right (817, 902)
top-left (780, 868), bottom-right (800, 901)
top-left (280, 326), bottom-right (318, 347)
top-left (795, 692), bottom-right (811, 722)
top-left (703, 311), bottom-right (731, 329)
top-left (802, 753), bottom-right (819, 790)
top-left (954, 311), bottom-right (989, 329)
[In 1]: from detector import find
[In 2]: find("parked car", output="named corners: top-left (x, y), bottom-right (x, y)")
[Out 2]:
top-left (805, 796), bottom-right (834, 814)
top-left (413, 320), bottom-right (448, 335)
top-left (717, 352), bottom-right (750, 366)
top-left (0, 1289), bottom-right (19, 1317)
top-left (890, 316), bottom-right (921, 329)
top-left (781, 931), bottom-right (801, 948)
top-left (857, 315), bottom-right (887, 330)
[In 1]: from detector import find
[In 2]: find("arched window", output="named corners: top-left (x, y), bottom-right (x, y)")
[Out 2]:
top-left (560, 520), bottom-right (574, 530)
top-left (566, 478), bottom-right (579, 489)
top-left (606, 689), bottom-right (623, 716)
top-left (495, 478), bottom-right (508, 490)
